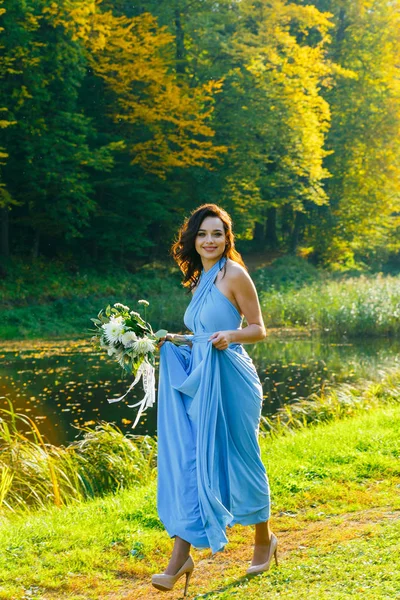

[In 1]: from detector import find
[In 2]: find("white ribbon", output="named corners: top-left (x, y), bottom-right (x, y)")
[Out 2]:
top-left (107, 359), bottom-right (156, 429)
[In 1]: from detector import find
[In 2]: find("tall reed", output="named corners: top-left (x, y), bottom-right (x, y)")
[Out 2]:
top-left (0, 399), bottom-right (157, 515)
top-left (260, 273), bottom-right (400, 337)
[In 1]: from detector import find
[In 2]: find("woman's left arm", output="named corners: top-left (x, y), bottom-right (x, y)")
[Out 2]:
top-left (208, 268), bottom-right (266, 350)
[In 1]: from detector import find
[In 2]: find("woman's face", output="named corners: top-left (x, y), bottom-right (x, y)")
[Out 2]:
top-left (195, 216), bottom-right (227, 262)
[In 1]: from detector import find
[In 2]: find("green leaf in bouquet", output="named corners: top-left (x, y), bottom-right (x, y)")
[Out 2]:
top-left (130, 311), bottom-right (147, 325)
top-left (154, 329), bottom-right (168, 339)
top-left (97, 309), bottom-right (108, 324)
top-left (90, 318), bottom-right (102, 325)
top-left (125, 320), bottom-right (138, 333)
top-left (127, 321), bottom-right (149, 336)
top-left (105, 305), bottom-right (111, 317)
top-left (138, 325), bottom-right (153, 338)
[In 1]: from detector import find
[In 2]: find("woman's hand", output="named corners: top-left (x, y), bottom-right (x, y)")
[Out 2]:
top-left (208, 330), bottom-right (232, 350)
top-left (158, 333), bottom-right (176, 349)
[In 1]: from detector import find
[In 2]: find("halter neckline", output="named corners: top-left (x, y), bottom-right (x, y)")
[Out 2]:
top-left (184, 254), bottom-right (237, 333)
top-left (201, 255), bottom-right (227, 275)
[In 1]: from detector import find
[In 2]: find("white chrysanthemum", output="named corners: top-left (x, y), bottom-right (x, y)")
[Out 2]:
top-left (121, 330), bottom-right (138, 348)
top-left (107, 345), bottom-right (117, 356)
top-left (102, 315), bottom-right (125, 344)
top-left (131, 337), bottom-right (156, 355)
top-left (127, 347), bottom-right (139, 359)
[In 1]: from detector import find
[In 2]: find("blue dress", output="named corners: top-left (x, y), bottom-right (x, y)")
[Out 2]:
top-left (156, 256), bottom-right (271, 555)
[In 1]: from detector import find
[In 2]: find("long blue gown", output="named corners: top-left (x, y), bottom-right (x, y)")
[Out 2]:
top-left (156, 256), bottom-right (271, 555)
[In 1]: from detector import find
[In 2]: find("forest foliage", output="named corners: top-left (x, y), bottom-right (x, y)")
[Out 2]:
top-left (0, 0), bottom-right (399, 268)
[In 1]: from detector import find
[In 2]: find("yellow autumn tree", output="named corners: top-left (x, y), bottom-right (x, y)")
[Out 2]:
top-left (44, 0), bottom-right (227, 177)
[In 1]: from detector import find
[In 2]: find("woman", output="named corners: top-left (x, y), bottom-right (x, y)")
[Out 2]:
top-left (151, 204), bottom-right (278, 596)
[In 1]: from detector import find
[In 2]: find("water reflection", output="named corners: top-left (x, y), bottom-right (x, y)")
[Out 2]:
top-left (250, 334), bottom-right (400, 415)
top-left (1, 335), bottom-right (399, 446)
top-left (0, 338), bottom-right (154, 446)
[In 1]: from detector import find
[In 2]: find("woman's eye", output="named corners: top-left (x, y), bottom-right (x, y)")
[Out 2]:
top-left (197, 232), bottom-right (222, 237)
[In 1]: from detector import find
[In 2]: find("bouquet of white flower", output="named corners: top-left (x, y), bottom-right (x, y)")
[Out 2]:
top-left (90, 301), bottom-right (167, 429)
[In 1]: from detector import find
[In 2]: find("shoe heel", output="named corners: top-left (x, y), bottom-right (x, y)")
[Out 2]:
top-left (183, 569), bottom-right (193, 596)
top-left (274, 547), bottom-right (279, 567)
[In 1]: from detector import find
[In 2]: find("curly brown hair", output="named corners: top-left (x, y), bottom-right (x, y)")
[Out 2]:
top-left (170, 203), bottom-right (246, 292)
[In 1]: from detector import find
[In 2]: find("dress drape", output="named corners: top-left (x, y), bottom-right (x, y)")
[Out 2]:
top-left (156, 256), bottom-right (271, 554)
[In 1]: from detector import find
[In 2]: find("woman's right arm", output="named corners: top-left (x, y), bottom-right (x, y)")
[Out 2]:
top-left (158, 334), bottom-right (193, 348)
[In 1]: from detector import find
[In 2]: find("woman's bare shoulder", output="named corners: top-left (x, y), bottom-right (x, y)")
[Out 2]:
top-left (225, 258), bottom-right (250, 281)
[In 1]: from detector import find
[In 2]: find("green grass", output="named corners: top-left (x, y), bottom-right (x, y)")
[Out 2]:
top-left (207, 518), bottom-right (400, 599)
top-left (0, 256), bottom-right (188, 339)
top-left (263, 406), bottom-right (400, 516)
top-left (0, 405), bottom-right (399, 599)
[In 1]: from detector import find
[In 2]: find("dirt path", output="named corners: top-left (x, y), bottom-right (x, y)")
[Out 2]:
top-left (42, 506), bottom-right (400, 600)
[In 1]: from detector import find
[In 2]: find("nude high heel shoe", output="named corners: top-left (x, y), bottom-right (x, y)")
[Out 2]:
top-left (246, 532), bottom-right (279, 575)
top-left (152, 555), bottom-right (194, 596)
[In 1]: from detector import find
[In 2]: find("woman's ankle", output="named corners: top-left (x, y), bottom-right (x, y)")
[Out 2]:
top-left (254, 529), bottom-right (273, 546)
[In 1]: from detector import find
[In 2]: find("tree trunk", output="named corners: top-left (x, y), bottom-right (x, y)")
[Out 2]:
top-left (253, 221), bottom-right (265, 249)
top-left (0, 207), bottom-right (9, 257)
top-left (336, 7), bottom-right (347, 45)
top-left (92, 239), bottom-right (98, 262)
top-left (289, 211), bottom-right (303, 254)
top-left (119, 245), bottom-right (125, 268)
top-left (265, 206), bottom-right (278, 249)
top-left (174, 8), bottom-right (186, 74)
top-left (32, 229), bottom-right (40, 259)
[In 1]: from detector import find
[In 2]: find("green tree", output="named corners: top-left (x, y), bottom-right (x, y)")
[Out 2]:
top-left (0, 0), bottom-right (115, 257)
top-left (0, 0), bottom-right (19, 257)
top-left (300, 0), bottom-right (400, 267)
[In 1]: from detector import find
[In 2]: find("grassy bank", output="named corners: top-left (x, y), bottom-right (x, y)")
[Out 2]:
top-left (1, 255), bottom-right (399, 339)
top-left (260, 365), bottom-right (400, 435)
top-left (0, 405), bottom-right (399, 599)
top-left (0, 256), bottom-right (187, 340)
top-left (0, 371), bottom-right (400, 598)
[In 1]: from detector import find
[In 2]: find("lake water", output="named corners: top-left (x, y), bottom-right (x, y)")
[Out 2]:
top-left (1, 335), bottom-right (399, 446)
